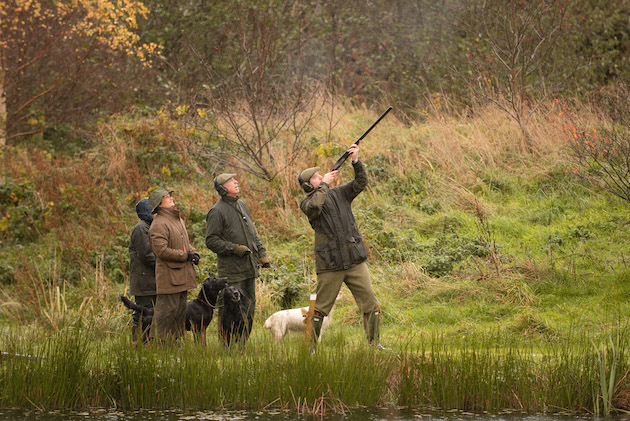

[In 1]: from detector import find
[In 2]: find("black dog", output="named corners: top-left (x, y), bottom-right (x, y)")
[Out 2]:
top-left (120, 275), bottom-right (228, 343)
top-left (120, 296), bottom-right (153, 342)
top-left (218, 285), bottom-right (253, 347)
top-left (185, 275), bottom-right (228, 343)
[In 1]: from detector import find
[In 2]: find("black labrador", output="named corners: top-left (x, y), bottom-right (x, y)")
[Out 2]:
top-left (185, 276), bottom-right (228, 342)
top-left (218, 285), bottom-right (253, 347)
top-left (121, 275), bottom-right (228, 343)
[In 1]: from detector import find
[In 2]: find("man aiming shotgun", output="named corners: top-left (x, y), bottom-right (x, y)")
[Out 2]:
top-left (298, 107), bottom-right (391, 351)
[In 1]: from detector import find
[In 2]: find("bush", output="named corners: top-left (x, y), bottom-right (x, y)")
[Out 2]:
top-left (0, 260), bottom-right (15, 285)
top-left (0, 180), bottom-right (48, 244)
top-left (421, 234), bottom-right (491, 277)
top-left (260, 260), bottom-right (310, 309)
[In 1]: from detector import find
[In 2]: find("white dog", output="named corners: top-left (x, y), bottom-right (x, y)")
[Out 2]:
top-left (263, 292), bottom-right (341, 341)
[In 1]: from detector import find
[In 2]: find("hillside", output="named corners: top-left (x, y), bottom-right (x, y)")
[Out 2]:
top-left (1, 103), bottom-right (628, 345)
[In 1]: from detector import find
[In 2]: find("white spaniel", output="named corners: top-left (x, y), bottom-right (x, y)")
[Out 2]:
top-left (263, 292), bottom-right (341, 341)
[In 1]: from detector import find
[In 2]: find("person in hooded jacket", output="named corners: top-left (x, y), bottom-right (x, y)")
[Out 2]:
top-left (205, 173), bottom-right (270, 332)
top-left (148, 188), bottom-right (200, 341)
top-left (299, 144), bottom-right (385, 350)
top-left (128, 197), bottom-right (156, 344)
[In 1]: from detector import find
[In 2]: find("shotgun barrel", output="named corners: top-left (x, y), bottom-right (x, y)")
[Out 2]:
top-left (331, 106), bottom-right (392, 171)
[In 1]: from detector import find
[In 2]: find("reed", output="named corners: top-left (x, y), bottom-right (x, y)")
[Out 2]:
top-left (1, 323), bottom-right (629, 415)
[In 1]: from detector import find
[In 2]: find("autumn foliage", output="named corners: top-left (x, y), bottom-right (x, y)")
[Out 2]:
top-left (0, 0), bottom-right (159, 144)
top-left (556, 87), bottom-right (630, 203)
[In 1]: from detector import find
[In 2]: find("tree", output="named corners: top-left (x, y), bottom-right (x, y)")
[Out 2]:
top-left (453, 0), bottom-right (583, 151)
top-left (190, 0), bottom-right (321, 182)
top-left (0, 0), bottom-right (159, 146)
top-left (560, 86), bottom-right (630, 203)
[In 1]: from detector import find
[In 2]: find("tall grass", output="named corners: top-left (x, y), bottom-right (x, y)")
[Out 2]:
top-left (395, 330), bottom-right (629, 416)
top-left (1, 323), bottom-right (629, 415)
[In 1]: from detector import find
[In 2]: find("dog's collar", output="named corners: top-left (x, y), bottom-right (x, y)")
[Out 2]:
top-left (199, 288), bottom-right (216, 309)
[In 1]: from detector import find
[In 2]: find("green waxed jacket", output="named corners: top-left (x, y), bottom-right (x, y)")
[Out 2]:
top-left (300, 160), bottom-right (369, 273)
top-left (205, 196), bottom-right (266, 282)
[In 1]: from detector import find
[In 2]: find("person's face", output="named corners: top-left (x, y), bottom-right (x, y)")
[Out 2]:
top-left (224, 178), bottom-right (240, 197)
top-left (309, 172), bottom-right (323, 190)
top-left (159, 193), bottom-right (175, 208)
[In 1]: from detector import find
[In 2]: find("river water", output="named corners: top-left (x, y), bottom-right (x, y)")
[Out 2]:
top-left (0, 408), bottom-right (622, 421)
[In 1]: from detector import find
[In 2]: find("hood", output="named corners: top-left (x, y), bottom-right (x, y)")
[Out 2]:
top-left (135, 197), bottom-right (153, 223)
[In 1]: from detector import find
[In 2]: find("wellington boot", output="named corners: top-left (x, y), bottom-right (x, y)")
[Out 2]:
top-left (363, 309), bottom-right (387, 350)
top-left (309, 315), bottom-right (324, 354)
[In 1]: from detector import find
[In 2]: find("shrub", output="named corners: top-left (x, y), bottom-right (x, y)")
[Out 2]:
top-left (260, 260), bottom-right (311, 309)
top-left (0, 180), bottom-right (48, 244)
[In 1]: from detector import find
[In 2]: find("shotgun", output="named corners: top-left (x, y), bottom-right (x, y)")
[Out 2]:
top-left (331, 106), bottom-right (392, 171)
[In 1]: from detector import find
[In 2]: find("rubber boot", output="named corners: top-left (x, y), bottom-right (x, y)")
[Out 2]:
top-left (309, 314), bottom-right (324, 354)
top-left (363, 309), bottom-right (386, 350)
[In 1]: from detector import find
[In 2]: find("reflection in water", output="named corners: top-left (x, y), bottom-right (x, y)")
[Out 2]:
top-left (0, 408), bottom-right (623, 421)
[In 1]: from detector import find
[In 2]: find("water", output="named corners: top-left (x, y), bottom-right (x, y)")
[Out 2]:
top-left (0, 408), bottom-right (622, 421)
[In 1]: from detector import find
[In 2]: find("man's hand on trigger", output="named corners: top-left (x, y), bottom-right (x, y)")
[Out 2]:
top-left (322, 170), bottom-right (339, 185)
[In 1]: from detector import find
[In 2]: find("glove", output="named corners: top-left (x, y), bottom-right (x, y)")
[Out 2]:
top-left (234, 245), bottom-right (251, 257)
top-left (186, 251), bottom-right (200, 265)
top-left (259, 254), bottom-right (271, 268)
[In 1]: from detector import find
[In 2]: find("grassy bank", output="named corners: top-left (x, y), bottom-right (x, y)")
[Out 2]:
top-left (1, 321), bottom-right (629, 416)
top-left (0, 101), bottom-right (629, 414)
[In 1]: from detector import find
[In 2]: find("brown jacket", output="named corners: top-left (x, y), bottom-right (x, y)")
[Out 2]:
top-left (148, 207), bottom-right (198, 294)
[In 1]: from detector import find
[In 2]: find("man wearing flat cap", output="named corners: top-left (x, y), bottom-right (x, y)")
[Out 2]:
top-left (205, 174), bottom-right (270, 334)
top-left (299, 144), bottom-right (384, 350)
top-left (148, 187), bottom-right (200, 341)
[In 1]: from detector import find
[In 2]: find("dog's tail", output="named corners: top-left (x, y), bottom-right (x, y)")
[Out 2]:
top-left (120, 295), bottom-right (150, 313)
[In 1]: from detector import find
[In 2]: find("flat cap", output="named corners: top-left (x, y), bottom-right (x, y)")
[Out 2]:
top-left (148, 187), bottom-right (173, 212)
top-left (214, 173), bottom-right (236, 186)
top-left (298, 167), bottom-right (319, 185)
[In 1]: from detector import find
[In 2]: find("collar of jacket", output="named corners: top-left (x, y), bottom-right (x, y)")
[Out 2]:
top-left (306, 182), bottom-right (329, 198)
top-left (221, 195), bottom-right (240, 204)
top-left (155, 207), bottom-right (181, 219)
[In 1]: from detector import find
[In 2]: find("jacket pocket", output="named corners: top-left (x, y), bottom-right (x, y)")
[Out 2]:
top-left (348, 234), bottom-right (368, 262)
top-left (166, 260), bottom-right (186, 270)
top-left (315, 241), bottom-right (340, 271)
top-left (166, 260), bottom-right (187, 285)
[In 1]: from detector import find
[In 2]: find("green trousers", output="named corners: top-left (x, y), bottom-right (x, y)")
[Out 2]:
top-left (315, 262), bottom-right (379, 316)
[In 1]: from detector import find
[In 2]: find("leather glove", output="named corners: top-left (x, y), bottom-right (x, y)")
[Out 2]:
top-left (234, 245), bottom-right (252, 257)
top-left (259, 254), bottom-right (271, 268)
top-left (190, 252), bottom-right (200, 265)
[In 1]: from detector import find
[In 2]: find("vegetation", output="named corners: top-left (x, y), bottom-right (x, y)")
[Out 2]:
top-left (2, 322), bottom-right (629, 416)
top-left (1, 102), bottom-right (629, 415)
top-left (1, 0), bottom-right (630, 416)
